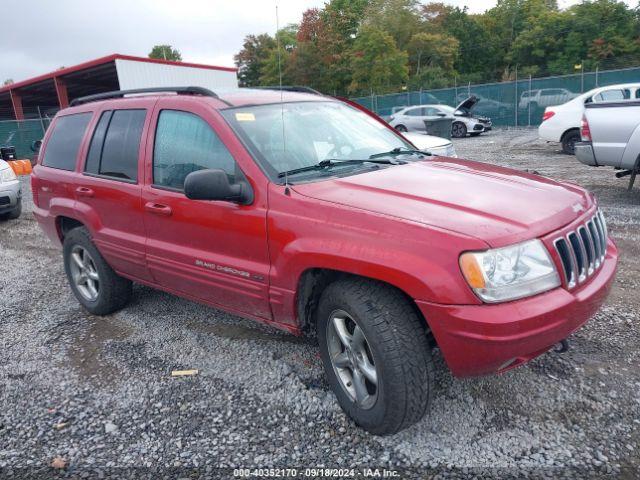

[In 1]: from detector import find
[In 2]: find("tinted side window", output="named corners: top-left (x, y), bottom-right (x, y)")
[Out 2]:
top-left (153, 110), bottom-right (236, 190)
top-left (405, 108), bottom-right (422, 117)
top-left (99, 110), bottom-right (146, 181)
top-left (42, 113), bottom-right (92, 171)
top-left (85, 111), bottom-right (112, 175)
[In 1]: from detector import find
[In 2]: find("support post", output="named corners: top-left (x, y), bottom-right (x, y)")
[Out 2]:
top-left (514, 65), bottom-right (518, 128)
top-left (528, 75), bottom-right (532, 127)
top-left (9, 90), bottom-right (24, 120)
top-left (54, 76), bottom-right (69, 108)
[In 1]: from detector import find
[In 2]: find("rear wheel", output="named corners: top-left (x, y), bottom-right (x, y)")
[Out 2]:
top-left (452, 122), bottom-right (467, 138)
top-left (317, 278), bottom-right (434, 435)
top-left (395, 124), bottom-right (408, 133)
top-left (561, 129), bottom-right (580, 155)
top-left (63, 227), bottom-right (132, 315)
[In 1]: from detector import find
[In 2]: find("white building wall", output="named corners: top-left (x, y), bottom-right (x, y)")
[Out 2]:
top-left (115, 59), bottom-right (238, 91)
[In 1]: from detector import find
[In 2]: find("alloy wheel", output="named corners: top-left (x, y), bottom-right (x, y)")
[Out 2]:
top-left (69, 245), bottom-right (100, 301)
top-left (326, 309), bottom-right (378, 410)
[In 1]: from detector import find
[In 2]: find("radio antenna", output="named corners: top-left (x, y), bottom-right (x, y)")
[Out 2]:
top-left (275, 4), bottom-right (290, 195)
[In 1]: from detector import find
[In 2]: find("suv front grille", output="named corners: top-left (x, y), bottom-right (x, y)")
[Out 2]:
top-left (553, 210), bottom-right (608, 289)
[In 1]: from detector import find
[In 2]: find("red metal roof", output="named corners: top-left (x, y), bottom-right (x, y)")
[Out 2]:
top-left (0, 53), bottom-right (238, 94)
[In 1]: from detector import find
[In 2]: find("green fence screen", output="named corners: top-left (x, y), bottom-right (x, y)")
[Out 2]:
top-left (0, 119), bottom-right (50, 160)
top-left (351, 66), bottom-right (640, 127)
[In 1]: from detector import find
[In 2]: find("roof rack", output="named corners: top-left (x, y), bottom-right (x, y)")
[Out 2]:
top-left (254, 86), bottom-right (323, 95)
top-left (69, 86), bottom-right (228, 107)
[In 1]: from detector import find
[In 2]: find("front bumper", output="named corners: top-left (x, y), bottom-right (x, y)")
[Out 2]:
top-left (417, 239), bottom-right (618, 377)
top-left (0, 179), bottom-right (21, 213)
top-left (575, 142), bottom-right (598, 166)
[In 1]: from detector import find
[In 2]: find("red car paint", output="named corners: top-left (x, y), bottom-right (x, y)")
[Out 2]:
top-left (31, 90), bottom-right (618, 377)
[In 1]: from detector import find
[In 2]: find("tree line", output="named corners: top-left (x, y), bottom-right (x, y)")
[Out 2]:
top-left (234, 0), bottom-right (640, 96)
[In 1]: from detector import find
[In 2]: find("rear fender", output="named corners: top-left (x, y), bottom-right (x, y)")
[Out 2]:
top-left (621, 123), bottom-right (640, 170)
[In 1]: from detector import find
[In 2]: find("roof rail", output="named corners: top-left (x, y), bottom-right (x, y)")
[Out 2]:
top-left (69, 86), bottom-right (228, 107)
top-left (254, 86), bottom-right (323, 95)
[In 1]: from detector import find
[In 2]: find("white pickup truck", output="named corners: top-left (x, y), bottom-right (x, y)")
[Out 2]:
top-left (575, 100), bottom-right (640, 190)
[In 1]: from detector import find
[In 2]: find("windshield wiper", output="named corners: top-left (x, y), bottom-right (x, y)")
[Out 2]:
top-left (277, 158), bottom-right (406, 178)
top-left (369, 147), bottom-right (431, 160)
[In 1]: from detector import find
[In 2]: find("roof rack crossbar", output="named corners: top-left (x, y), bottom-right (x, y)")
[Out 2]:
top-left (69, 86), bottom-right (227, 107)
top-left (254, 86), bottom-right (323, 95)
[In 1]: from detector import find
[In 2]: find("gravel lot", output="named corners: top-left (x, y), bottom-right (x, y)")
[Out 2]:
top-left (1, 128), bottom-right (639, 479)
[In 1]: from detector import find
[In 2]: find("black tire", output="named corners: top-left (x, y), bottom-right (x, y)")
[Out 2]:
top-left (317, 278), bottom-right (434, 435)
top-left (452, 122), bottom-right (467, 138)
top-left (63, 227), bottom-right (132, 315)
top-left (395, 125), bottom-right (408, 133)
top-left (0, 198), bottom-right (21, 220)
top-left (561, 130), bottom-right (580, 155)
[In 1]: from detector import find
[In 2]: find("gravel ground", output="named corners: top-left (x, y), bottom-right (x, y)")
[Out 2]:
top-left (1, 128), bottom-right (639, 479)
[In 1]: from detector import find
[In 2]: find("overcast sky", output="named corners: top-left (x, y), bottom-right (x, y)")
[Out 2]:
top-left (1, 0), bottom-right (638, 83)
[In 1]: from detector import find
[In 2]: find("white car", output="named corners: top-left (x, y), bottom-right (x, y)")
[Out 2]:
top-left (388, 97), bottom-right (492, 138)
top-left (402, 132), bottom-right (457, 157)
top-left (539, 83), bottom-right (640, 154)
top-left (0, 159), bottom-right (22, 220)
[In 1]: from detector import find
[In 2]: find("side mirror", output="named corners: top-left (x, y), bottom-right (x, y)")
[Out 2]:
top-left (31, 140), bottom-right (42, 152)
top-left (184, 169), bottom-right (253, 205)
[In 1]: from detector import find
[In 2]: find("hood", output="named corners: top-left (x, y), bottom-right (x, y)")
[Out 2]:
top-left (403, 132), bottom-right (450, 150)
top-left (455, 95), bottom-right (479, 113)
top-left (292, 158), bottom-right (592, 247)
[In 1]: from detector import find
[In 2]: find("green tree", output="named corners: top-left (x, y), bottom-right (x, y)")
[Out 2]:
top-left (363, 0), bottom-right (422, 51)
top-left (234, 34), bottom-right (277, 87)
top-left (148, 45), bottom-right (182, 61)
top-left (319, 0), bottom-right (371, 95)
top-left (408, 32), bottom-right (459, 75)
top-left (258, 25), bottom-right (298, 86)
top-left (349, 25), bottom-right (408, 94)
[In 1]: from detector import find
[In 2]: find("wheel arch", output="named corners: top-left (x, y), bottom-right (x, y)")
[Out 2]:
top-left (561, 127), bottom-right (580, 142)
top-left (295, 268), bottom-right (435, 347)
top-left (55, 216), bottom-right (86, 241)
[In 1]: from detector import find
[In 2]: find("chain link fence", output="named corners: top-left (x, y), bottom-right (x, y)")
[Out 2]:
top-left (351, 65), bottom-right (640, 127)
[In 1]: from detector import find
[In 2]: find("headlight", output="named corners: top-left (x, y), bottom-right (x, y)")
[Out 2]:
top-left (459, 239), bottom-right (561, 303)
top-left (445, 144), bottom-right (457, 158)
top-left (0, 167), bottom-right (17, 183)
top-left (427, 144), bottom-right (457, 158)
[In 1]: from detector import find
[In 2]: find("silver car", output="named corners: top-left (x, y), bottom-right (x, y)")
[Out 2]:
top-left (388, 97), bottom-right (492, 138)
top-left (0, 159), bottom-right (22, 220)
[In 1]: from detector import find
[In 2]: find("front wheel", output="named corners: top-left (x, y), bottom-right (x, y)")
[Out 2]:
top-left (1, 198), bottom-right (21, 220)
top-left (317, 279), bottom-right (434, 435)
top-left (452, 122), bottom-right (467, 138)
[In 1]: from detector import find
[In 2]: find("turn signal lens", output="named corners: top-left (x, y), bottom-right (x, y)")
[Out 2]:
top-left (459, 253), bottom-right (486, 289)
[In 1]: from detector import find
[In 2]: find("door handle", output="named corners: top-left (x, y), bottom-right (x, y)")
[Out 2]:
top-left (75, 187), bottom-right (94, 198)
top-left (145, 202), bottom-right (172, 216)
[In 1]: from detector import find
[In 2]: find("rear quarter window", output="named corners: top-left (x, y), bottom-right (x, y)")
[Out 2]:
top-left (42, 113), bottom-right (92, 171)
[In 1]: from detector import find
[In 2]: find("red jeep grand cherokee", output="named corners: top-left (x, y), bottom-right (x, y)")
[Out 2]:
top-left (32, 87), bottom-right (617, 435)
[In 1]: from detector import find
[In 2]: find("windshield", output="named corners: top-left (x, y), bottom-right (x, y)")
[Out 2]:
top-left (222, 101), bottom-right (413, 182)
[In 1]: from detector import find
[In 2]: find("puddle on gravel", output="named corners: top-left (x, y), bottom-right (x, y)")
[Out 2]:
top-left (67, 316), bottom-right (133, 384)
top-left (188, 320), bottom-right (311, 345)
